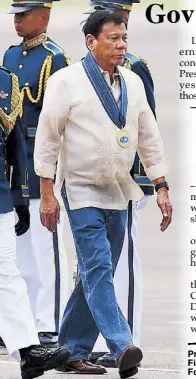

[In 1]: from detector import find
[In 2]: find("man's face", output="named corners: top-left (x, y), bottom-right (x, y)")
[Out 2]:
top-left (90, 22), bottom-right (127, 67)
top-left (14, 8), bottom-right (48, 38)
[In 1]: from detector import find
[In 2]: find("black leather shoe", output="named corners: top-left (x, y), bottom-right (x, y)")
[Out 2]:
top-left (96, 353), bottom-right (117, 368)
top-left (89, 352), bottom-right (106, 364)
top-left (118, 346), bottom-right (143, 379)
top-left (56, 360), bottom-right (107, 374)
top-left (20, 345), bottom-right (70, 379)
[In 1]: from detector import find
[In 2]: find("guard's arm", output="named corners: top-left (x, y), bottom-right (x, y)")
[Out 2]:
top-left (6, 117), bottom-right (30, 236)
top-left (131, 60), bottom-right (156, 117)
top-left (50, 51), bottom-right (71, 75)
top-left (130, 60), bottom-right (156, 194)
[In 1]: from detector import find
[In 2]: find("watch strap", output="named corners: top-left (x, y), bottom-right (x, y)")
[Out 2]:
top-left (155, 181), bottom-right (169, 192)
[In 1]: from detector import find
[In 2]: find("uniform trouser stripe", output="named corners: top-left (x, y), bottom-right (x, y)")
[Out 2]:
top-left (53, 231), bottom-right (61, 333)
top-left (127, 201), bottom-right (134, 332)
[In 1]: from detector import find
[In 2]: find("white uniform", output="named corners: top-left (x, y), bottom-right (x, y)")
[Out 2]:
top-left (16, 200), bottom-right (69, 334)
top-left (0, 212), bottom-right (39, 359)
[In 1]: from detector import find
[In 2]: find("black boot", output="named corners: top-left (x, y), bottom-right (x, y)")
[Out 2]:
top-left (89, 352), bottom-right (107, 364)
top-left (20, 345), bottom-right (70, 379)
top-left (96, 353), bottom-right (117, 368)
top-left (38, 332), bottom-right (58, 347)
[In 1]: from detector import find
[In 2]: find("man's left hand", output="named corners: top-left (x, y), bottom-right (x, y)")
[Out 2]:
top-left (157, 188), bottom-right (172, 232)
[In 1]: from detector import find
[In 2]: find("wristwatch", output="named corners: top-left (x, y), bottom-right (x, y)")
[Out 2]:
top-left (155, 181), bottom-right (169, 192)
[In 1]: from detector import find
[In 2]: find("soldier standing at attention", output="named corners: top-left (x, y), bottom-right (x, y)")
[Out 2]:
top-left (0, 66), bottom-right (70, 379)
top-left (3, 0), bottom-right (71, 346)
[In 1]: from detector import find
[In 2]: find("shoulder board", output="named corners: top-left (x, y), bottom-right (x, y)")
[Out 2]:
top-left (124, 52), bottom-right (150, 72)
top-left (42, 40), bottom-right (65, 56)
top-left (0, 66), bottom-right (12, 75)
top-left (43, 40), bottom-right (71, 65)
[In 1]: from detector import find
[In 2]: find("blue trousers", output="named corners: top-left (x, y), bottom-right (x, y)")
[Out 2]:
top-left (59, 185), bottom-right (133, 360)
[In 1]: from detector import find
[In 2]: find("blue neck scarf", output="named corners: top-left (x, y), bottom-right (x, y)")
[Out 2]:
top-left (82, 52), bottom-right (128, 129)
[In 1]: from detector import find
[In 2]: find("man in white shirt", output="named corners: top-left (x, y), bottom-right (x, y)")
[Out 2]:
top-left (34, 11), bottom-right (172, 379)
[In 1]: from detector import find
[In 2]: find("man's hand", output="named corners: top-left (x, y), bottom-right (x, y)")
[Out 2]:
top-left (157, 188), bottom-right (172, 232)
top-left (15, 205), bottom-right (30, 236)
top-left (40, 193), bottom-right (60, 233)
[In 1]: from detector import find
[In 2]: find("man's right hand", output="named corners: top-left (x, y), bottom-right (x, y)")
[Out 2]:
top-left (156, 188), bottom-right (172, 232)
top-left (40, 193), bottom-right (60, 233)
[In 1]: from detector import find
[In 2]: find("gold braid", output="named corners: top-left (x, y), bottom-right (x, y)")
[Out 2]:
top-left (124, 54), bottom-right (152, 75)
top-left (64, 53), bottom-right (71, 66)
top-left (20, 55), bottom-right (53, 115)
top-left (123, 58), bottom-right (132, 70)
top-left (0, 73), bottom-right (22, 135)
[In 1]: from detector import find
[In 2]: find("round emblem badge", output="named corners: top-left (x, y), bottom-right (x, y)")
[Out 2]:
top-left (116, 129), bottom-right (130, 148)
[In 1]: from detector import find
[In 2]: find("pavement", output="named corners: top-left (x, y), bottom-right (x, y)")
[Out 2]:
top-left (0, 1), bottom-right (187, 378)
top-left (0, 360), bottom-right (187, 379)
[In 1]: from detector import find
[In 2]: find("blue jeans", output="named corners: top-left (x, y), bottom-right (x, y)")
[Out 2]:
top-left (59, 184), bottom-right (133, 360)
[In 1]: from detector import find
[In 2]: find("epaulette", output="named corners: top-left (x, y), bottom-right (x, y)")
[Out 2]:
top-left (124, 52), bottom-right (151, 73)
top-left (43, 40), bottom-right (63, 55)
top-left (43, 40), bottom-right (71, 64)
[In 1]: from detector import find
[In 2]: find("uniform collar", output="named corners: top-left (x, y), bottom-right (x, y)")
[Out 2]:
top-left (23, 32), bottom-right (48, 50)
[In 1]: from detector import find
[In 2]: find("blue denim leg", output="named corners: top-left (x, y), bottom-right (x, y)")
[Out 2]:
top-left (59, 278), bottom-right (99, 360)
top-left (59, 186), bottom-right (132, 360)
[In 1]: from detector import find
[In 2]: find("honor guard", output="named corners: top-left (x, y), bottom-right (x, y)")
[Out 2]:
top-left (0, 66), bottom-right (70, 379)
top-left (3, 0), bottom-right (71, 345)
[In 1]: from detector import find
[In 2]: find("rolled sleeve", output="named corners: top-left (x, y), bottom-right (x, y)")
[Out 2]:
top-left (34, 159), bottom-right (56, 180)
top-left (145, 161), bottom-right (169, 181)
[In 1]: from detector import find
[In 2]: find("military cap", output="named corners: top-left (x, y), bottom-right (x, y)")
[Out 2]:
top-left (84, 0), bottom-right (140, 14)
top-left (8, 0), bottom-right (60, 14)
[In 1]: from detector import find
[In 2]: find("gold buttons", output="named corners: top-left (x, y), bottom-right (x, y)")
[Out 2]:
top-left (19, 64), bottom-right (23, 70)
top-left (22, 50), bottom-right (27, 56)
